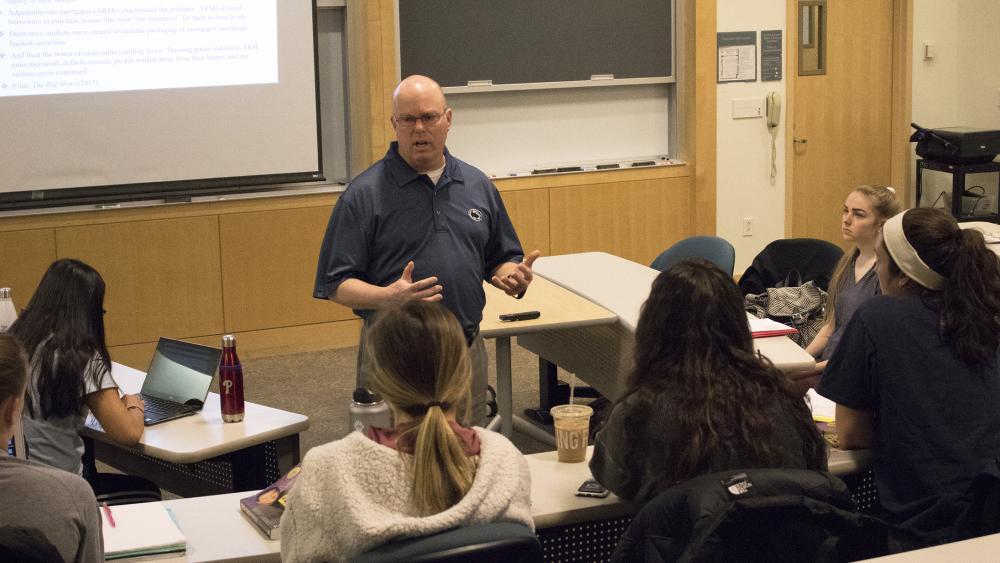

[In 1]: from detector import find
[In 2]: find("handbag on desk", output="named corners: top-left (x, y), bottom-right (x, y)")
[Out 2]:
top-left (745, 273), bottom-right (827, 348)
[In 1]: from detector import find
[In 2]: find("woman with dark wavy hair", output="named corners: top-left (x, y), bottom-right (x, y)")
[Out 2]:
top-left (819, 208), bottom-right (1000, 549)
top-left (590, 260), bottom-right (827, 502)
top-left (10, 258), bottom-right (157, 498)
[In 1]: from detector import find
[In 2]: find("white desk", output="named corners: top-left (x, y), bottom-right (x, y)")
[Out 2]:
top-left (959, 220), bottom-right (1000, 257)
top-left (143, 444), bottom-right (866, 562)
top-left (861, 532), bottom-right (1000, 562)
top-left (83, 362), bottom-right (310, 496)
top-left (480, 277), bottom-right (617, 444)
top-left (519, 252), bottom-right (816, 401)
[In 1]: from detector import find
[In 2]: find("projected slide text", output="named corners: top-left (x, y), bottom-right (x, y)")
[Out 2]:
top-left (0, 0), bottom-right (277, 96)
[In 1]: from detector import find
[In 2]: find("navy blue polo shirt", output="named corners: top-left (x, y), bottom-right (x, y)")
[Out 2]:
top-left (314, 142), bottom-right (524, 337)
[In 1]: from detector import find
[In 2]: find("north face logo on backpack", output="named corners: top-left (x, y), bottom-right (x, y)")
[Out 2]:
top-left (722, 473), bottom-right (754, 496)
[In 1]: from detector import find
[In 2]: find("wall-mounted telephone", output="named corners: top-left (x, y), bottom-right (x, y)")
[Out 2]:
top-left (766, 91), bottom-right (781, 185)
top-left (766, 91), bottom-right (781, 128)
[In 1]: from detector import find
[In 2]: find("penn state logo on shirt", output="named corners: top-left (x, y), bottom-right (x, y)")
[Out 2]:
top-left (468, 208), bottom-right (483, 222)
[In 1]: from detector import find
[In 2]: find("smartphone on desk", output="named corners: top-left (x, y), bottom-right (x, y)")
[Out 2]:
top-left (576, 479), bottom-right (610, 498)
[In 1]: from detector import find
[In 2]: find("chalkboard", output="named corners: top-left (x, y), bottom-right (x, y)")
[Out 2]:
top-left (399, 0), bottom-right (673, 89)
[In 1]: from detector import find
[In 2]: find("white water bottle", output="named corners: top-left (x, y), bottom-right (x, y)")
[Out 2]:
top-left (0, 288), bottom-right (17, 332)
top-left (348, 388), bottom-right (392, 435)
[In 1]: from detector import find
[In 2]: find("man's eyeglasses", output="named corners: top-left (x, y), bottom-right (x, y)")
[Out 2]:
top-left (394, 112), bottom-right (445, 128)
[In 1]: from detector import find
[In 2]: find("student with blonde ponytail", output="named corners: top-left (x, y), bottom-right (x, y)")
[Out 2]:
top-left (280, 301), bottom-right (532, 562)
top-left (819, 208), bottom-right (1000, 550)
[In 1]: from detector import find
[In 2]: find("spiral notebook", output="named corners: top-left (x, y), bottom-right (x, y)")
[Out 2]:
top-left (101, 502), bottom-right (186, 560)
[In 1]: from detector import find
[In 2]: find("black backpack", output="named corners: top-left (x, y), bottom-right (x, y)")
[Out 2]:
top-left (738, 239), bottom-right (844, 297)
top-left (612, 469), bottom-right (889, 563)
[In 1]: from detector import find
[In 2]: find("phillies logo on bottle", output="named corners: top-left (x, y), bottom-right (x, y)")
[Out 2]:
top-left (222, 380), bottom-right (233, 394)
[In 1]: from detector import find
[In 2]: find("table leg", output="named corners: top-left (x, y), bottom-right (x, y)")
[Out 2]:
top-left (231, 443), bottom-right (270, 492)
top-left (538, 358), bottom-right (560, 412)
top-left (496, 336), bottom-right (513, 438)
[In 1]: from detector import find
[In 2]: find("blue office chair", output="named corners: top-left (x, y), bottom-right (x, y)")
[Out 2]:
top-left (353, 522), bottom-right (543, 563)
top-left (650, 236), bottom-right (736, 276)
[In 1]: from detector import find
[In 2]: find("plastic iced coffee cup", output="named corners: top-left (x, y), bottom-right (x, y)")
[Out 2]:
top-left (550, 404), bottom-right (593, 463)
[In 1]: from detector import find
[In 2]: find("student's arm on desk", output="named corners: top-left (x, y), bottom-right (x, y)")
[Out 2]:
top-left (588, 405), bottom-right (638, 501)
top-left (835, 404), bottom-right (874, 450)
top-left (86, 389), bottom-right (144, 445)
top-left (331, 262), bottom-right (443, 309)
top-left (805, 315), bottom-right (834, 359)
top-left (789, 318), bottom-right (835, 393)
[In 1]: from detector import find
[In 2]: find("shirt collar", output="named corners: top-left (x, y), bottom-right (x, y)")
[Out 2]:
top-left (384, 142), bottom-right (464, 188)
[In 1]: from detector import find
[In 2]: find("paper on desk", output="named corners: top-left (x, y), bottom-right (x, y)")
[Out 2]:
top-left (807, 389), bottom-right (836, 422)
top-left (102, 501), bottom-right (186, 560)
top-left (748, 317), bottom-right (798, 337)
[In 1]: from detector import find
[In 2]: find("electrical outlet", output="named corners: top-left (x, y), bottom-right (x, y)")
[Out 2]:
top-left (742, 216), bottom-right (754, 237)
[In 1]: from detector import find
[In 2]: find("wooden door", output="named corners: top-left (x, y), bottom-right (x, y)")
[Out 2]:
top-left (787, 0), bottom-right (897, 244)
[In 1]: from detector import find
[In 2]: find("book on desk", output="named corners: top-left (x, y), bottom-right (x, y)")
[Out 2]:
top-left (102, 501), bottom-right (186, 560)
top-left (239, 463), bottom-right (302, 540)
top-left (748, 317), bottom-right (799, 338)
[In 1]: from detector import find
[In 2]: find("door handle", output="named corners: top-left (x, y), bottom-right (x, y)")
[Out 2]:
top-left (793, 138), bottom-right (808, 144)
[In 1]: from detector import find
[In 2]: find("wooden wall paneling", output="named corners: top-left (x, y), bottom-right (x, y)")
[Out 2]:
top-left (346, 0), bottom-right (374, 172)
top-left (0, 229), bottom-right (57, 309)
top-left (548, 177), bottom-right (692, 265)
top-left (692, 0), bottom-right (717, 236)
top-left (889, 0), bottom-right (913, 203)
top-left (109, 318), bottom-right (364, 370)
top-left (56, 216), bottom-right (224, 347)
top-left (219, 204), bottom-right (355, 333)
top-left (498, 189), bottom-right (550, 258)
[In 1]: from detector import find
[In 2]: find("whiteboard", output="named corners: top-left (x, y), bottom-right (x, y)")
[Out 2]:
top-left (445, 84), bottom-right (671, 176)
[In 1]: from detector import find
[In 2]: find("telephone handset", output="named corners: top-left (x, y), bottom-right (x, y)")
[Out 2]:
top-left (766, 92), bottom-right (781, 128)
top-left (766, 91), bottom-right (781, 185)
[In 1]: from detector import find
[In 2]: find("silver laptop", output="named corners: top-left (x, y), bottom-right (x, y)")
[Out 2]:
top-left (140, 338), bottom-right (222, 426)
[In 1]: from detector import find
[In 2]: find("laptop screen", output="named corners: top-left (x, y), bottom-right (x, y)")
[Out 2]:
top-left (140, 338), bottom-right (222, 406)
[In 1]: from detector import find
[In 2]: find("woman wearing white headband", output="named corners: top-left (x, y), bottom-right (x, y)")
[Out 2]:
top-left (818, 207), bottom-right (1000, 551)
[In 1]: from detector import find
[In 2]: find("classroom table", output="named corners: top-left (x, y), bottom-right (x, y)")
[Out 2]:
top-left (860, 532), bottom-right (1000, 562)
top-left (82, 363), bottom-right (309, 497)
top-left (140, 444), bottom-right (868, 563)
top-left (480, 276), bottom-right (617, 444)
top-left (518, 252), bottom-right (817, 402)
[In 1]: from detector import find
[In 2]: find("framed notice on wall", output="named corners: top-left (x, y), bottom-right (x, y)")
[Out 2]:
top-left (761, 30), bottom-right (782, 81)
top-left (717, 31), bottom-right (757, 83)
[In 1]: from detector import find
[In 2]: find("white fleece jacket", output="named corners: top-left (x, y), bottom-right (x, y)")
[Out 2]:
top-left (279, 427), bottom-right (533, 562)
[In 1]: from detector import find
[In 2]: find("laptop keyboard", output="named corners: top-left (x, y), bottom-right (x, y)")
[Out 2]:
top-left (141, 394), bottom-right (192, 418)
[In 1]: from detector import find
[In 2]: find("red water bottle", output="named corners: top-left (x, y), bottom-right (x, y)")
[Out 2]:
top-left (220, 334), bottom-right (245, 423)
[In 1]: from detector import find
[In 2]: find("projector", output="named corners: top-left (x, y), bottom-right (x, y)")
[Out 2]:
top-left (910, 124), bottom-right (1000, 165)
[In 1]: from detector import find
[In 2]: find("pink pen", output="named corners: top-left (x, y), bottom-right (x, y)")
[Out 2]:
top-left (102, 502), bottom-right (116, 528)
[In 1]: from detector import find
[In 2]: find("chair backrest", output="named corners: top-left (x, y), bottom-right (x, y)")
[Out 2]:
top-left (353, 522), bottom-right (543, 563)
top-left (611, 468), bottom-right (888, 563)
top-left (738, 238), bottom-right (845, 296)
top-left (650, 236), bottom-right (737, 276)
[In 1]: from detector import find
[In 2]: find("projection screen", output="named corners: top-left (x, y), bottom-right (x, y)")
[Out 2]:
top-left (0, 0), bottom-right (322, 210)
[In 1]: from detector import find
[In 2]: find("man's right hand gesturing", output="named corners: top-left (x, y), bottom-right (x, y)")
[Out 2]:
top-left (385, 261), bottom-right (443, 306)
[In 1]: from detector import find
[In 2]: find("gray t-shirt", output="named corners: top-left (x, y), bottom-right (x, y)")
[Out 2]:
top-left (23, 352), bottom-right (117, 475)
top-left (821, 257), bottom-right (880, 362)
top-left (0, 455), bottom-right (104, 563)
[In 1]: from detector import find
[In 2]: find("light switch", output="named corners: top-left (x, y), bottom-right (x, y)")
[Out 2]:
top-left (732, 98), bottom-right (763, 119)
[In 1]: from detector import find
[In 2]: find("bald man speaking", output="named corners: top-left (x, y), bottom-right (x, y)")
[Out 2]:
top-left (314, 75), bottom-right (540, 424)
